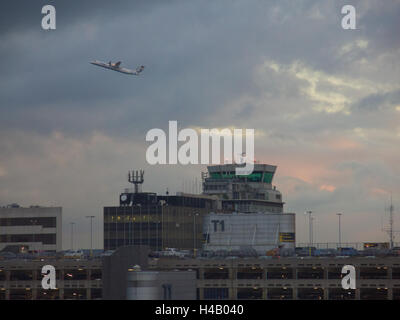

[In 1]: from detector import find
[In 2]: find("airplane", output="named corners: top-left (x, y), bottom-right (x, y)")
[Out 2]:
top-left (90, 60), bottom-right (145, 75)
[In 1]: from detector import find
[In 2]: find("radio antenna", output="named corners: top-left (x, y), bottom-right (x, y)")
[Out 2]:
top-left (128, 170), bottom-right (144, 194)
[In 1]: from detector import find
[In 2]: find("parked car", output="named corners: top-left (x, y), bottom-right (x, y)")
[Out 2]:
top-left (15, 252), bottom-right (36, 260)
top-left (161, 248), bottom-right (186, 258)
top-left (314, 248), bottom-right (338, 257)
top-left (101, 250), bottom-right (115, 257)
top-left (389, 247), bottom-right (400, 256)
top-left (295, 247), bottom-right (316, 256)
top-left (0, 251), bottom-right (17, 260)
top-left (337, 247), bottom-right (359, 256)
top-left (361, 248), bottom-right (391, 257)
top-left (63, 250), bottom-right (84, 259)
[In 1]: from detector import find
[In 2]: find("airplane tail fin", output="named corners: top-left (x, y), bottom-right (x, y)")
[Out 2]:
top-left (136, 65), bottom-right (145, 74)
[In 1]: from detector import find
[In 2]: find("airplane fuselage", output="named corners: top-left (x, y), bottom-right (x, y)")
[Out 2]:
top-left (90, 60), bottom-right (136, 75)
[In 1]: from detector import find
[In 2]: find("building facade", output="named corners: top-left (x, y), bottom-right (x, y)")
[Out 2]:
top-left (104, 192), bottom-right (219, 251)
top-left (151, 256), bottom-right (400, 300)
top-left (0, 258), bottom-right (102, 300)
top-left (203, 212), bottom-right (295, 254)
top-left (126, 269), bottom-right (196, 300)
top-left (0, 206), bottom-right (62, 252)
top-left (1, 254), bottom-right (400, 300)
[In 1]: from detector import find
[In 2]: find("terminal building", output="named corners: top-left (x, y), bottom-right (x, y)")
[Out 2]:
top-left (103, 170), bottom-right (219, 251)
top-left (203, 212), bottom-right (295, 254)
top-left (0, 205), bottom-right (62, 252)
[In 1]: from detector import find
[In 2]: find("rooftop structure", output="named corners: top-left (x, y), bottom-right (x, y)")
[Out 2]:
top-left (202, 164), bottom-right (283, 213)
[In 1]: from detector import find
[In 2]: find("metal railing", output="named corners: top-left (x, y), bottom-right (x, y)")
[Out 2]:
top-left (296, 242), bottom-right (400, 250)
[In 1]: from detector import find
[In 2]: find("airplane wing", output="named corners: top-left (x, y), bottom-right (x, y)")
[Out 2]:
top-left (115, 61), bottom-right (121, 67)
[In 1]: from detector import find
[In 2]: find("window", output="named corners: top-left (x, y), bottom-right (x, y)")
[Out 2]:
top-left (0, 217), bottom-right (56, 228)
top-left (204, 288), bottom-right (229, 300)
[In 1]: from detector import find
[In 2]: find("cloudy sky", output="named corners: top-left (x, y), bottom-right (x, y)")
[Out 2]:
top-left (0, 0), bottom-right (399, 249)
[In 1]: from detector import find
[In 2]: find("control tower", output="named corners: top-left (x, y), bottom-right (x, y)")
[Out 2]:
top-left (202, 163), bottom-right (283, 213)
top-left (202, 163), bottom-right (295, 254)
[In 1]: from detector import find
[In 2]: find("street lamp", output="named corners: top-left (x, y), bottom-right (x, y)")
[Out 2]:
top-left (85, 216), bottom-right (95, 257)
top-left (304, 211), bottom-right (313, 246)
top-left (136, 204), bottom-right (142, 245)
top-left (190, 213), bottom-right (199, 256)
top-left (30, 219), bottom-right (38, 253)
top-left (70, 222), bottom-right (75, 250)
top-left (337, 213), bottom-right (342, 253)
top-left (159, 200), bottom-right (168, 250)
top-left (304, 211), bottom-right (313, 256)
top-left (147, 207), bottom-right (150, 247)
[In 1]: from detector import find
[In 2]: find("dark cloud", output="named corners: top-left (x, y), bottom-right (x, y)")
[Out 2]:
top-left (353, 90), bottom-right (400, 112)
top-left (359, 0), bottom-right (400, 50)
top-left (4, 0), bottom-right (394, 135)
top-left (0, 0), bottom-right (171, 36)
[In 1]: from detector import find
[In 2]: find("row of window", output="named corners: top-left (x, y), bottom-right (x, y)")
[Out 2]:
top-left (203, 288), bottom-right (399, 300)
top-left (104, 222), bottom-right (162, 232)
top-left (104, 212), bottom-right (201, 223)
top-left (193, 268), bottom-right (395, 280)
top-left (0, 233), bottom-right (56, 244)
top-left (208, 171), bottom-right (274, 183)
top-left (0, 217), bottom-right (57, 228)
top-left (105, 238), bottom-right (161, 250)
top-left (4, 269), bottom-right (102, 281)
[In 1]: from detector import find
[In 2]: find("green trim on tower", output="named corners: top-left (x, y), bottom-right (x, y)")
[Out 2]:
top-left (263, 172), bottom-right (274, 183)
top-left (209, 171), bottom-right (274, 183)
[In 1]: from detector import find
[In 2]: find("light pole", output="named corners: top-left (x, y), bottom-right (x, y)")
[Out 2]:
top-left (159, 202), bottom-right (163, 251)
top-left (305, 211), bottom-right (313, 256)
top-left (129, 208), bottom-right (132, 245)
top-left (70, 222), bottom-right (75, 250)
top-left (305, 211), bottom-right (313, 246)
top-left (30, 219), bottom-right (38, 253)
top-left (191, 213), bottom-right (199, 256)
top-left (159, 201), bottom-right (167, 250)
top-left (147, 207), bottom-right (150, 247)
top-left (156, 206), bottom-right (159, 252)
top-left (137, 204), bottom-right (142, 245)
top-left (337, 213), bottom-right (342, 252)
top-left (85, 216), bottom-right (95, 257)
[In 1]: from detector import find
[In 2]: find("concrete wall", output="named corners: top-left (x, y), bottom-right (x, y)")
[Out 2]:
top-left (126, 270), bottom-right (196, 300)
top-left (203, 212), bottom-right (295, 253)
top-left (102, 245), bottom-right (149, 300)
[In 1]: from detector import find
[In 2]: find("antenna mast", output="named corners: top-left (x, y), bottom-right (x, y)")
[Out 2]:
top-left (382, 193), bottom-right (397, 249)
top-left (128, 170), bottom-right (144, 194)
top-left (389, 194), bottom-right (394, 249)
